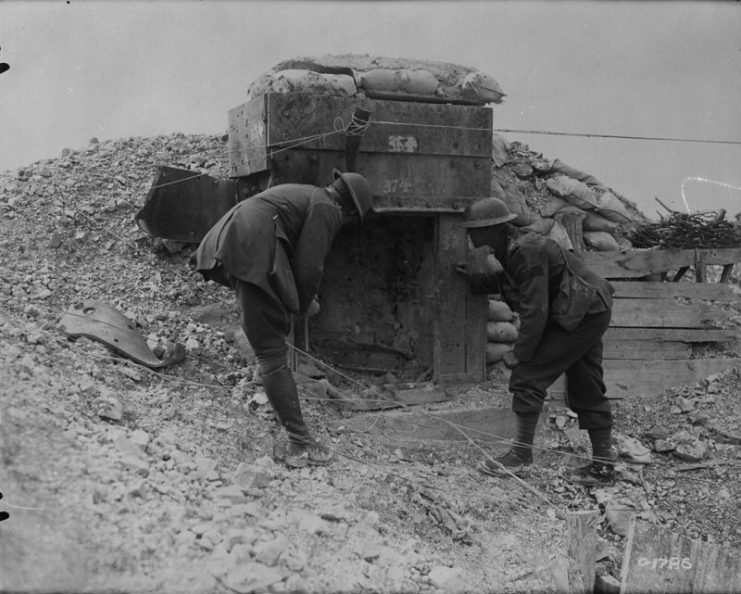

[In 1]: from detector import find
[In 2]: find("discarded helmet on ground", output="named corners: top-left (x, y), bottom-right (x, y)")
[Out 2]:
top-left (332, 169), bottom-right (373, 221)
top-left (460, 197), bottom-right (517, 228)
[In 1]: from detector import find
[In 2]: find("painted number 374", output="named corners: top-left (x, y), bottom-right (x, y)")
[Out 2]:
top-left (638, 557), bottom-right (692, 571)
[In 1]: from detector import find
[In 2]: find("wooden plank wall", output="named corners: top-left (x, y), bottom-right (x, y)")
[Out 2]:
top-left (553, 248), bottom-right (741, 399)
top-left (434, 215), bottom-right (488, 383)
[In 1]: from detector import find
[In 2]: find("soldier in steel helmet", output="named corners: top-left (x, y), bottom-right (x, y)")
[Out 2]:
top-left (457, 197), bottom-right (617, 486)
top-left (193, 169), bottom-right (373, 468)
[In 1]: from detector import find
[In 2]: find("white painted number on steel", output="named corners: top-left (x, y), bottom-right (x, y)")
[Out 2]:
top-left (637, 557), bottom-right (693, 571)
top-left (388, 135), bottom-right (418, 153)
top-left (383, 178), bottom-right (413, 195)
top-left (247, 119), bottom-right (264, 142)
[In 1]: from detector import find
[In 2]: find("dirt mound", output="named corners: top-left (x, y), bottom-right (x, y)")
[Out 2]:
top-left (1, 133), bottom-right (740, 593)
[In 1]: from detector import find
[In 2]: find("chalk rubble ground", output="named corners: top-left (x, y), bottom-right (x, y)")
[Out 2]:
top-left (0, 133), bottom-right (739, 592)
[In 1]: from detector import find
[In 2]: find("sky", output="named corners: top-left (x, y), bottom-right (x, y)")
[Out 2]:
top-left (1, 0), bottom-right (740, 218)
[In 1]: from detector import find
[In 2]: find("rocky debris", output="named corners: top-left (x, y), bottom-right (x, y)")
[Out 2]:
top-left (97, 393), bottom-right (124, 421)
top-left (1, 131), bottom-right (740, 592)
top-left (427, 565), bottom-right (464, 591)
top-left (616, 436), bottom-right (651, 465)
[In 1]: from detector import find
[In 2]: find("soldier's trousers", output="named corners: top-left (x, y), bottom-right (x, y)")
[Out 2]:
top-left (235, 281), bottom-right (309, 442)
top-left (509, 309), bottom-right (612, 430)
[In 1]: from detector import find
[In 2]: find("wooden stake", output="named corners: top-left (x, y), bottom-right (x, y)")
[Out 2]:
top-left (567, 510), bottom-right (599, 594)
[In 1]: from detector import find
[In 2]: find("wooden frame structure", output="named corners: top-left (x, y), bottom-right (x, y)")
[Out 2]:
top-left (550, 247), bottom-right (741, 398)
top-left (229, 92), bottom-right (493, 384)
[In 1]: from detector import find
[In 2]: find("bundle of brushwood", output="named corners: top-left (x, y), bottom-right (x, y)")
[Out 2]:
top-left (629, 199), bottom-right (741, 249)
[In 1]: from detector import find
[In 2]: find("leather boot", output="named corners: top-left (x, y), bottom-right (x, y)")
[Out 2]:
top-left (477, 413), bottom-right (538, 478)
top-left (261, 365), bottom-right (308, 442)
top-left (567, 427), bottom-right (616, 486)
top-left (261, 366), bottom-right (334, 467)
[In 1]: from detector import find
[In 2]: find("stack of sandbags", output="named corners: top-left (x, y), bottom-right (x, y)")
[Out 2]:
top-left (485, 297), bottom-right (520, 365)
top-left (543, 172), bottom-right (632, 252)
top-left (491, 137), bottom-right (649, 253)
top-left (247, 54), bottom-right (505, 105)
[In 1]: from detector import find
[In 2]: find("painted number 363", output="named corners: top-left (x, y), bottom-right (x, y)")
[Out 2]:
top-left (387, 135), bottom-right (418, 153)
top-left (638, 557), bottom-right (692, 571)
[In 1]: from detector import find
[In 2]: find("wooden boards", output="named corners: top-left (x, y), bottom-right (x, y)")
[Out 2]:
top-left (548, 358), bottom-right (741, 400)
top-left (605, 358), bottom-right (741, 399)
top-left (582, 248), bottom-right (741, 280)
top-left (229, 92), bottom-right (493, 211)
top-left (603, 340), bottom-right (690, 361)
top-left (621, 519), bottom-right (741, 593)
top-left (605, 277), bottom-right (738, 397)
top-left (434, 215), bottom-right (488, 383)
top-left (610, 298), bottom-right (730, 329)
top-left (604, 327), bottom-right (736, 343)
top-left (547, 272), bottom-right (741, 398)
top-left (567, 511), bottom-right (599, 594)
top-left (612, 281), bottom-right (737, 300)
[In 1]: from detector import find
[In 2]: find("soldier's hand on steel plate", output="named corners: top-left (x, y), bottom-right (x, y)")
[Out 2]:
top-left (306, 299), bottom-right (321, 318)
top-left (455, 264), bottom-right (470, 278)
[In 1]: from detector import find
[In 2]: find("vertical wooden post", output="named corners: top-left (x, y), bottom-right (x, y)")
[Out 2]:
top-left (434, 214), bottom-right (467, 382)
top-left (567, 510), bottom-right (599, 594)
top-left (555, 210), bottom-right (586, 255)
top-left (694, 249), bottom-right (706, 282)
top-left (433, 214), bottom-right (486, 383)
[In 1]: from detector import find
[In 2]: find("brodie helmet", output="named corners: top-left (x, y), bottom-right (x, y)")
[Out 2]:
top-left (331, 169), bottom-right (373, 221)
top-left (460, 197), bottom-right (517, 228)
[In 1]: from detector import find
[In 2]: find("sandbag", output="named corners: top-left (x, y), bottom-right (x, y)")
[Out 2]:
top-left (487, 321), bottom-right (518, 342)
top-left (502, 191), bottom-right (531, 223)
top-left (591, 190), bottom-right (633, 224)
top-left (486, 342), bottom-right (514, 364)
top-left (488, 299), bottom-right (514, 322)
top-left (525, 216), bottom-right (556, 236)
top-left (584, 230), bottom-right (620, 251)
top-left (249, 54), bottom-right (505, 105)
top-left (248, 69), bottom-right (357, 98)
top-left (539, 197), bottom-right (569, 218)
top-left (547, 176), bottom-right (634, 224)
top-left (461, 70), bottom-right (506, 104)
top-left (491, 134), bottom-right (509, 167)
top-left (550, 159), bottom-right (602, 186)
top-left (583, 211), bottom-right (620, 232)
top-left (490, 178), bottom-right (506, 200)
top-left (358, 68), bottom-right (440, 96)
top-left (547, 219), bottom-right (574, 251)
top-left (546, 175), bottom-right (597, 211)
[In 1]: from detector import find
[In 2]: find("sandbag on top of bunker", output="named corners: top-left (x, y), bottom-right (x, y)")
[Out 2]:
top-left (247, 54), bottom-right (506, 105)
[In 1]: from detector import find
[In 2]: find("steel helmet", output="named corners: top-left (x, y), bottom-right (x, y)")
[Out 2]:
top-left (332, 169), bottom-right (373, 221)
top-left (460, 197), bottom-right (517, 228)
